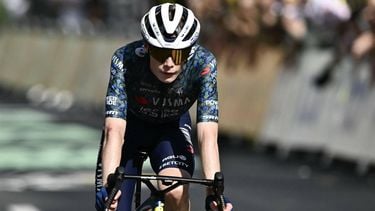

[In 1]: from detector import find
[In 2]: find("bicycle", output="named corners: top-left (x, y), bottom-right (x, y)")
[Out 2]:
top-left (104, 150), bottom-right (226, 211)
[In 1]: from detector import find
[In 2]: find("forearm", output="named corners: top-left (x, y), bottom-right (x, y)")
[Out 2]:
top-left (102, 118), bottom-right (126, 186)
top-left (199, 136), bottom-right (220, 179)
top-left (197, 122), bottom-right (221, 194)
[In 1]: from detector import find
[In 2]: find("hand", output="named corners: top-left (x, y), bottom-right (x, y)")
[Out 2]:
top-left (351, 32), bottom-right (374, 59)
top-left (95, 187), bottom-right (122, 211)
top-left (105, 190), bottom-right (121, 211)
top-left (205, 195), bottom-right (233, 211)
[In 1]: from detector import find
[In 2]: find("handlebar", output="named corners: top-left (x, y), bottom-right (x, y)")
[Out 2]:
top-left (105, 166), bottom-right (125, 209)
top-left (213, 172), bottom-right (225, 211)
top-left (105, 166), bottom-right (226, 210)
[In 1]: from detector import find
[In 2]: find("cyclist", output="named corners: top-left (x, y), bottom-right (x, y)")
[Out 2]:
top-left (95, 3), bottom-right (233, 211)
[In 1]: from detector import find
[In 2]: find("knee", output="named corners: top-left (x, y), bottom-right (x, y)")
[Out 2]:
top-left (164, 184), bottom-right (189, 203)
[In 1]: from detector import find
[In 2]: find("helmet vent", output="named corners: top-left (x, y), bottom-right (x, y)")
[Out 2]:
top-left (169, 4), bottom-right (176, 21)
top-left (183, 19), bottom-right (197, 42)
top-left (144, 14), bottom-right (156, 39)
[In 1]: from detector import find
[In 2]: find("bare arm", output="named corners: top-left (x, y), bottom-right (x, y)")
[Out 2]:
top-left (197, 121), bottom-right (220, 195)
top-left (102, 117), bottom-right (126, 186)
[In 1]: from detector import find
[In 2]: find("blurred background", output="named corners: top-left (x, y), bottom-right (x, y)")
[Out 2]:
top-left (1, 0), bottom-right (375, 210)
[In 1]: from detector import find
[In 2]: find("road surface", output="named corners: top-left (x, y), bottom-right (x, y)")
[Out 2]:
top-left (0, 101), bottom-right (375, 211)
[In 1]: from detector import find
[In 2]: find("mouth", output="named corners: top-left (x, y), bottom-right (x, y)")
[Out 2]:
top-left (161, 71), bottom-right (176, 77)
top-left (161, 67), bottom-right (176, 75)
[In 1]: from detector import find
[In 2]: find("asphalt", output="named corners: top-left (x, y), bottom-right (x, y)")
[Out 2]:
top-left (1, 88), bottom-right (375, 211)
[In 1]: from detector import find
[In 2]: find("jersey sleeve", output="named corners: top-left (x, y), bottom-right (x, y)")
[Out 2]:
top-left (104, 47), bottom-right (128, 120)
top-left (196, 54), bottom-right (219, 123)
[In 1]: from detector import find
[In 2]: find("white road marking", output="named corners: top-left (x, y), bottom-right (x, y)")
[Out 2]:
top-left (0, 172), bottom-right (94, 191)
top-left (6, 204), bottom-right (40, 211)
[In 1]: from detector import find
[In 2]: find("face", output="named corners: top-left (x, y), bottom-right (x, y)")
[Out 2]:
top-left (149, 56), bottom-right (183, 83)
top-left (147, 44), bottom-right (191, 83)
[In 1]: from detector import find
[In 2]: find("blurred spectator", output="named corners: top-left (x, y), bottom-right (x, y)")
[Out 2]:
top-left (28, 0), bottom-right (59, 25)
top-left (351, 0), bottom-right (375, 59)
top-left (187, 0), bottom-right (226, 55)
top-left (300, 0), bottom-right (359, 87)
top-left (223, 0), bottom-right (259, 38)
top-left (188, 0), bottom-right (223, 21)
top-left (280, 0), bottom-right (306, 41)
top-left (304, 0), bottom-right (351, 29)
top-left (271, 0), bottom-right (307, 67)
top-left (1, 0), bottom-right (30, 22)
top-left (351, 0), bottom-right (375, 85)
top-left (258, 0), bottom-right (278, 29)
top-left (223, 0), bottom-right (264, 67)
top-left (56, 0), bottom-right (85, 34)
top-left (83, 0), bottom-right (108, 29)
top-left (153, 0), bottom-right (187, 6)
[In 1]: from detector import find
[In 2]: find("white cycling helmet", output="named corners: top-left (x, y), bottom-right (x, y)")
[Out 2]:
top-left (141, 3), bottom-right (200, 49)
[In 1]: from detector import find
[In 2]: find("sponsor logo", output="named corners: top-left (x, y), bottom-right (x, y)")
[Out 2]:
top-left (202, 100), bottom-right (218, 107)
top-left (160, 109), bottom-right (179, 118)
top-left (159, 161), bottom-right (189, 170)
top-left (135, 47), bottom-right (146, 57)
top-left (135, 96), bottom-right (149, 105)
top-left (141, 26), bottom-right (149, 40)
top-left (162, 155), bottom-right (187, 162)
top-left (152, 23), bottom-right (161, 37)
top-left (176, 87), bottom-right (184, 95)
top-left (159, 154), bottom-right (190, 170)
top-left (106, 96), bottom-right (118, 106)
top-left (187, 46), bottom-right (197, 60)
top-left (139, 107), bottom-right (158, 118)
top-left (106, 110), bottom-right (119, 116)
top-left (140, 87), bottom-right (160, 94)
top-left (152, 97), bottom-right (191, 107)
top-left (201, 67), bottom-right (211, 76)
top-left (112, 55), bottom-right (124, 70)
top-left (202, 115), bottom-right (219, 121)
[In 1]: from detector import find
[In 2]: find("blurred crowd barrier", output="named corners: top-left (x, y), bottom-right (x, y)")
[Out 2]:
top-left (257, 0), bottom-right (375, 174)
top-left (260, 41), bottom-right (375, 175)
top-left (0, 29), bottom-right (124, 109)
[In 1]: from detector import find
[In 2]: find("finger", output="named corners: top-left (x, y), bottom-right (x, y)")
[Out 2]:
top-left (210, 201), bottom-right (218, 211)
top-left (109, 199), bottom-right (118, 210)
top-left (225, 203), bottom-right (233, 211)
top-left (114, 190), bottom-right (122, 200)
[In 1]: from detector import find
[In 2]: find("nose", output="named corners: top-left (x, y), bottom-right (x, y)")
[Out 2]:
top-left (163, 57), bottom-right (175, 67)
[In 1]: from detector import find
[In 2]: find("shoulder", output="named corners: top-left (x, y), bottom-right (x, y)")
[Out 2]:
top-left (189, 44), bottom-right (217, 77)
top-left (191, 44), bottom-right (217, 64)
top-left (112, 40), bottom-right (147, 62)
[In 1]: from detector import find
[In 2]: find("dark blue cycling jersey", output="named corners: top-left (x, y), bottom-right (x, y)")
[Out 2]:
top-left (104, 40), bottom-right (219, 123)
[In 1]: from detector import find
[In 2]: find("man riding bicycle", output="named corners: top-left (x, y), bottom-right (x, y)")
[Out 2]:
top-left (95, 3), bottom-right (233, 211)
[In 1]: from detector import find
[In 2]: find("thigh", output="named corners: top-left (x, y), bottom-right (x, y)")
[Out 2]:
top-left (149, 113), bottom-right (195, 176)
top-left (118, 116), bottom-right (157, 210)
top-left (122, 118), bottom-right (153, 160)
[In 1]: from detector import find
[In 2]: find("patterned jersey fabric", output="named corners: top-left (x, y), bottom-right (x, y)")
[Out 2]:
top-left (105, 40), bottom-right (219, 123)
